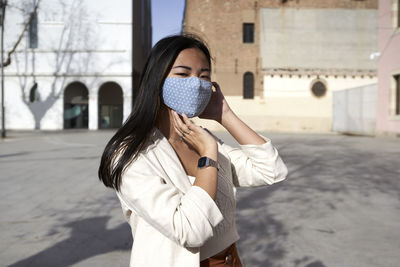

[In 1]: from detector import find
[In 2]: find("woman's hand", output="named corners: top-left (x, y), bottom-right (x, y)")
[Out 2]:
top-left (172, 110), bottom-right (219, 200)
top-left (171, 110), bottom-right (217, 157)
top-left (199, 82), bottom-right (232, 124)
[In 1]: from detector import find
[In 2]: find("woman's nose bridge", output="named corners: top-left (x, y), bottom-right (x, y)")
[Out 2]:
top-left (188, 65), bottom-right (208, 78)
top-left (189, 69), bottom-right (202, 78)
top-left (190, 73), bottom-right (201, 78)
top-left (185, 64), bottom-right (210, 81)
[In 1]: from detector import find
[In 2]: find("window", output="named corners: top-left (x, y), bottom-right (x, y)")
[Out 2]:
top-left (243, 23), bottom-right (254, 43)
top-left (0, 3), bottom-right (5, 26)
top-left (64, 82), bottom-right (89, 129)
top-left (28, 10), bottom-right (38, 48)
top-left (398, 0), bottom-right (400, 28)
top-left (243, 72), bottom-right (254, 99)
top-left (395, 74), bottom-right (400, 115)
top-left (98, 82), bottom-right (124, 129)
top-left (311, 79), bottom-right (327, 97)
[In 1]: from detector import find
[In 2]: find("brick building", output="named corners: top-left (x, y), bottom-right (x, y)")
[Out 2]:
top-left (183, 0), bottom-right (378, 132)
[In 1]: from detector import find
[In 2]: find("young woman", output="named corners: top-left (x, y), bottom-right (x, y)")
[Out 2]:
top-left (98, 34), bottom-right (288, 267)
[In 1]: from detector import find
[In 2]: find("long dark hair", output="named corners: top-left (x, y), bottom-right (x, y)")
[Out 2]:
top-left (98, 34), bottom-right (212, 190)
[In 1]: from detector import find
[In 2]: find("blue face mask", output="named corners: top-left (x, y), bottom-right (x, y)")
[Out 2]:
top-left (162, 77), bottom-right (212, 118)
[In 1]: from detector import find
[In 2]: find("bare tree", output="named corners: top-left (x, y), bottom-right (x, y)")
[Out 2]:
top-left (1, 0), bottom-right (40, 68)
top-left (10, 0), bottom-right (97, 129)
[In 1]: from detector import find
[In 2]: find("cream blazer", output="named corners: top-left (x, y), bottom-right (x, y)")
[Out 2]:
top-left (116, 128), bottom-right (288, 267)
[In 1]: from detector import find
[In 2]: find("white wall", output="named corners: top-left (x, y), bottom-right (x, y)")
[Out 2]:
top-left (333, 84), bottom-right (377, 135)
top-left (2, 0), bottom-right (132, 130)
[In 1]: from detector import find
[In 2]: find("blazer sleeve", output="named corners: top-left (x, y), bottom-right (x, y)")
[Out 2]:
top-left (220, 135), bottom-right (288, 187)
top-left (116, 160), bottom-right (224, 248)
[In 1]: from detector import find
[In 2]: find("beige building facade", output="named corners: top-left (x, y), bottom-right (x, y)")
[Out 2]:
top-left (183, 0), bottom-right (378, 133)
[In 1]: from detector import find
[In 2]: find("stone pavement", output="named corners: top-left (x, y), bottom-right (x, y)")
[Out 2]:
top-left (0, 130), bottom-right (399, 267)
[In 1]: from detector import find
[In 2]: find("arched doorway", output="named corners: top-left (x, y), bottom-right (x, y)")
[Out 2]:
top-left (243, 72), bottom-right (254, 99)
top-left (98, 82), bottom-right (123, 129)
top-left (63, 82), bottom-right (89, 129)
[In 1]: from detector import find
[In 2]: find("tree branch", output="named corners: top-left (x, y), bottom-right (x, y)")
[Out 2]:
top-left (1, 0), bottom-right (41, 68)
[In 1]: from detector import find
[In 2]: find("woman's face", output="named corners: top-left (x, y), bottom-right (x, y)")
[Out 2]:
top-left (167, 48), bottom-right (211, 82)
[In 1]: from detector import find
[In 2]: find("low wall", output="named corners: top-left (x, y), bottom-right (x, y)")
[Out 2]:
top-left (193, 96), bottom-right (332, 133)
top-left (332, 84), bottom-right (377, 135)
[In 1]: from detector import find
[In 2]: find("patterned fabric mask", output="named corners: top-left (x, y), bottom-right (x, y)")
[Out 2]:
top-left (162, 77), bottom-right (213, 118)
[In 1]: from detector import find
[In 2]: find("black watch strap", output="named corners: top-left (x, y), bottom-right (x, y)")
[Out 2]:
top-left (198, 157), bottom-right (219, 170)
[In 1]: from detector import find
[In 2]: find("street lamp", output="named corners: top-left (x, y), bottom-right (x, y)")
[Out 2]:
top-left (0, 0), bottom-right (6, 138)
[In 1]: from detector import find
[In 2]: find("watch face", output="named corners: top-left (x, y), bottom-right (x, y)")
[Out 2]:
top-left (198, 157), bottom-right (207, 168)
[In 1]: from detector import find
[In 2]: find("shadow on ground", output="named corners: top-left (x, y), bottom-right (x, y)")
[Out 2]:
top-left (8, 216), bottom-right (132, 267)
top-left (3, 133), bottom-right (399, 267)
top-left (234, 135), bottom-right (399, 267)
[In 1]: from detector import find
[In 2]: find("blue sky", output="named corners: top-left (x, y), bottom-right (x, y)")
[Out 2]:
top-left (151, 0), bottom-right (186, 46)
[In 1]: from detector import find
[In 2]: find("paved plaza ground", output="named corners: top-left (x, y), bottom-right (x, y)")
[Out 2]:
top-left (0, 130), bottom-right (399, 267)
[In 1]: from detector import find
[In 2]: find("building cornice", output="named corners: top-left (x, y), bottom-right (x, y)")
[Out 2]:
top-left (4, 73), bottom-right (132, 77)
top-left (262, 68), bottom-right (377, 78)
top-left (11, 49), bottom-right (128, 53)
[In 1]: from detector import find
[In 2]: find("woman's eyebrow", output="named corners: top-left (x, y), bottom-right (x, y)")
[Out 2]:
top-left (172, 65), bottom-right (191, 70)
top-left (172, 66), bottom-right (210, 72)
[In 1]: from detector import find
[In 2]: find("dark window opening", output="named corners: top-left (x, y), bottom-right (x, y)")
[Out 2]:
top-left (64, 82), bottom-right (89, 129)
top-left (28, 10), bottom-right (38, 49)
top-left (98, 82), bottom-right (124, 129)
top-left (243, 23), bottom-right (254, 43)
top-left (243, 72), bottom-right (254, 99)
top-left (311, 80), bottom-right (327, 97)
top-left (398, 0), bottom-right (400, 28)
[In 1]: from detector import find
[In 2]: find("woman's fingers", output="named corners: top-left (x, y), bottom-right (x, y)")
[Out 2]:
top-left (170, 110), bottom-right (216, 154)
top-left (181, 113), bottom-right (195, 132)
top-left (171, 111), bottom-right (185, 136)
top-left (172, 111), bottom-right (192, 136)
top-left (182, 113), bottom-right (209, 136)
top-left (176, 112), bottom-right (191, 133)
top-left (212, 81), bottom-right (220, 92)
top-left (212, 82), bottom-right (225, 97)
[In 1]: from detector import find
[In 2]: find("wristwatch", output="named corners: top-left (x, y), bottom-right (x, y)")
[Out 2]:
top-left (198, 157), bottom-right (219, 170)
